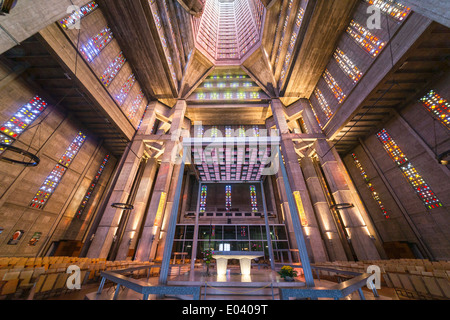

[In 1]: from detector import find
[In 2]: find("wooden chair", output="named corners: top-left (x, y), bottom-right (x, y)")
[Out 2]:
top-left (435, 278), bottom-right (450, 299)
top-left (0, 279), bottom-right (19, 298)
top-left (422, 276), bottom-right (445, 299)
top-left (2, 271), bottom-right (20, 281)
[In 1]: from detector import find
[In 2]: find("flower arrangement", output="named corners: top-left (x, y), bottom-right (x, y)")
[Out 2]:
top-left (278, 265), bottom-right (298, 281)
top-left (203, 249), bottom-right (214, 264)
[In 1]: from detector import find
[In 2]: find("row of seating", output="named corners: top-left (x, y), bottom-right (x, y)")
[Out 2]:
top-left (0, 257), bottom-right (155, 300)
top-left (313, 259), bottom-right (450, 300)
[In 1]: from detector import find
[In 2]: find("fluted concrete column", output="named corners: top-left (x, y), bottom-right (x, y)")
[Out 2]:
top-left (115, 158), bottom-right (158, 261)
top-left (300, 156), bottom-right (347, 261)
top-left (314, 139), bottom-right (381, 260)
top-left (154, 163), bottom-right (183, 261)
top-left (135, 100), bottom-right (187, 261)
top-left (87, 140), bottom-right (145, 259)
top-left (270, 99), bottom-right (327, 263)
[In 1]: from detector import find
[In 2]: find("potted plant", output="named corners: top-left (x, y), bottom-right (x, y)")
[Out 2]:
top-left (278, 265), bottom-right (298, 282)
top-left (203, 249), bottom-right (214, 276)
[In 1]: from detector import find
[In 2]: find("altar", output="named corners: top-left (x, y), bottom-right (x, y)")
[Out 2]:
top-left (212, 251), bottom-right (264, 276)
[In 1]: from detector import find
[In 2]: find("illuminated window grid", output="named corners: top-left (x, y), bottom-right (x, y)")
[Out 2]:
top-left (237, 92), bottom-right (246, 100)
top-left (364, 0), bottom-right (411, 21)
top-left (347, 20), bottom-right (385, 58)
top-left (275, 0), bottom-right (294, 64)
top-left (238, 126), bottom-right (246, 137)
top-left (211, 126), bottom-right (219, 138)
top-left (100, 51), bottom-right (126, 87)
top-left (59, 132), bottom-right (87, 167)
top-left (249, 185), bottom-right (258, 212)
top-left (197, 92), bottom-right (206, 100)
top-left (0, 96), bottom-right (48, 140)
top-left (323, 69), bottom-right (346, 104)
top-left (225, 126), bottom-right (233, 138)
top-left (199, 185), bottom-right (208, 213)
top-left (224, 92), bottom-right (233, 100)
top-left (76, 154), bottom-right (109, 218)
top-left (253, 126), bottom-right (260, 137)
top-left (420, 90), bottom-right (450, 129)
top-left (334, 48), bottom-right (363, 84)
top-left (59, 1), bottom-right (98, 29)
top-left (309, 102), bottom-right (323, 130)
top-left (127, 90), bottom-right (145, 120)
top-left (225, 185), bottom-right (232, 211)
top-left (116, 74), bottom-right (136, 106)
top-left (351, 153), bottom-right (389, 218)
top-left (0, 133), bottom-right (14, 153)
top-left (376, 129), bottom-right (442, 209)
top-left (314, 88), bottom-right (333, 121)
top-left (30, 132), bottom-right (86, 209)
top-left (80, 27), bottom-right (113, 63)
top-left (197, 125), bottom-right (204, 138)
top-left (280, 7), bottom-right (305, 86)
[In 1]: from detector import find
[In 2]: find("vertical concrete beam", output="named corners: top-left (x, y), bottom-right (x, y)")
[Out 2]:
top-left (270, 99), bottom-right (328, 263)
top-left (87, 140), bottom-right (145, 258)
top-left (135, 100), bottom-right (187, 261)
top-left (300, 156), bottom-right (347, 261)
top-left (115, 158), bottom-right (158, 261)
top-left (314, 139), bottom-right (381, 260)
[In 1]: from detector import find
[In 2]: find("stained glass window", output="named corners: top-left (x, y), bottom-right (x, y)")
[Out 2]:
top-left (100, 51), bottom-right (126, 87)
top-left (314, 88), bottom-right (333, 120)
top-left (420, 90), bottom-right (450, 129)
top-left (200, 185), bottom-right (207, 213)
top-left (250, 185), bottom-right (258, 212)
top-left (79, 27), bottom-right (113, 62)
top-left (225, 126), bottom-right (233, 137)
top-left (377, 129), bottom-right (442, 209)
top-left (127, 90), bottom-right (145, 120)
top-left (351, 153), bottom-right (389, 218)
top-left (323, 69), bottom-right (346, 104)
top-left (211, 126), bottom-right (219, 138)
top-left (30, 132), bottom-right (86, 210)
top-left (334, 48), bottom-right (363, 84)
top-left (347, 20), bottom-right (385, 58)
top-left (225, 185), bottom-right (232, 211)
top-left (76, 154), bottom-right (109, 218)
top-left (0, 134), bottom-right (14, 153)
top-left (116, 74), bottom-right (136, 106)
top-left (364, 0), bottom-right (411, 21)
top-left (0, 96), bottom-right (48, 139)
top-left (59, 1), bottom-right (98, 29)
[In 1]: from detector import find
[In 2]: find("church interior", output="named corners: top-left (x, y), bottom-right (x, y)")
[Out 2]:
top-left (0, 0), bottom-right (449, 301)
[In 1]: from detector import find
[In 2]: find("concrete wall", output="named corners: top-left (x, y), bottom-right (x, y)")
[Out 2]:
top-left (61, 8), bottom-right (148, 129)
top-left (0, 62), bottom-right (117, 257)
top-left (343, 72), bottom-right (450, 260)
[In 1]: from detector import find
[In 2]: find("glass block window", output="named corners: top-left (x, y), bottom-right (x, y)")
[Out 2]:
top-left (364, 0), bottom-right (411, 21)
top-left (197, 125), bottom-right (204, 138)
top-left (0, 96), bottom-right (48, 139)
top-left (225, 185), bottom-right (232, 211)
top-left (30, 164), bottom-right (67, 209)
top-left (30, 132), bottom-right (86, 209)
top-left (0, 133), bottom-right (14, 153)
top-left (377, 129), bottom-right (442, 209)
top-left (309, 102), bottom-right (323, 130)
top-left (59, 132), bottom-right (86, 167)
top-left (250, 185), bottom-right (258, 212)
top-left (420, 90), bottom-right (450, 129)
top-left (79, 27), bottom-right (113, 62)
top-left (59, 1), bottom-right (98, 29)
top-left (253, 126), bottom-right (260, 137)
top-left (76, 154), bottom-right (109, 218)
top-left (314, 88), bottom-right (333, 120)
top-left (127, 90), bottom-right (145, 120)
top-left (351, 153), bottom-right (389, 218)
top-left (100, 51), bottom-right (126, 87)
top-left (200, 185), bottom-right (208, 213)
top-left (334, 48), bottom-right (363, 84)
top-left (116, 74), bottom-right (136, 106)
top-left (225, 126), bottom-right (233, 137)
top-left (347, 20), bottom-right (385, 58)
top-left (238, 126), bottom-right (246, 137)
top-left (323, 69), bottom-right (346, 104)
top-left (211, 126), bottom-right (219, 138)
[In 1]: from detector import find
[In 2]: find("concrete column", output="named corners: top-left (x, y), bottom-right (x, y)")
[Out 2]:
top-left (314, 139), bottom-right (381, 261)
top-left (137, 102), bottom-right (158, 136)
top-left (115, 158), bottom-right (158, 261)
top-left (300, 156), bottom-right (347, 261)
top-left (86, 140), bottom-right (145, 259)
top-left (154, 162), bottom-right (183, 261)
top-left (135, 100), bottom-right (187, 261)
top-left (270, 99), bottom-right (328, 263)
